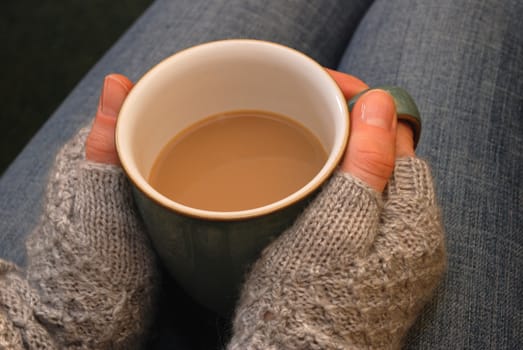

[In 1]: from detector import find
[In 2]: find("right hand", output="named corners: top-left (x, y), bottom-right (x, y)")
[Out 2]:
top-left (326, 68), bottom-right (416, 192)
top-left (230, 70), bottom-right (444, 349)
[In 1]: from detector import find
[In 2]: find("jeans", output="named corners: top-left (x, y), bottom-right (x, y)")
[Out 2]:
top-left (1, 0), bottom-right (521, 348)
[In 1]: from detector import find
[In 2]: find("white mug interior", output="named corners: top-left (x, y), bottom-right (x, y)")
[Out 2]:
top-left (116, 39), bottom-right (348, 220)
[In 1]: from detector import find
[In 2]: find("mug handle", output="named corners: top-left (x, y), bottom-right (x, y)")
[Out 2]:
top-left (348, 86), bottom-right (422, 149)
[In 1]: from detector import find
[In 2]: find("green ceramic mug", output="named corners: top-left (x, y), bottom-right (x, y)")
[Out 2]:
top-left (116, 40), bottom-right (350, 315)
top-left (116, 39), bottom-right (421, 316)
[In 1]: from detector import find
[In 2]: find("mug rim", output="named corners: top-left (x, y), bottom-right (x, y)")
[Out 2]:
top-left (116, 39), bottom-right (349, 221)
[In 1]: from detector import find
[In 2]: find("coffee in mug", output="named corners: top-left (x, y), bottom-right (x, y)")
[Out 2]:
top-left (148, 109), bottom-right (327, 211)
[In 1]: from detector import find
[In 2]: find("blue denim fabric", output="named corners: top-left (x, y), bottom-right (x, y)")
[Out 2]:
top-left (338, 1), bottom-right (522, 348)
top-left (1, 0), bottom-right (521, 348)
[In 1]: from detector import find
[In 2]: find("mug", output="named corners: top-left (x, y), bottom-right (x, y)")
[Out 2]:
top-left (116, 39), bottom-right (349, 315)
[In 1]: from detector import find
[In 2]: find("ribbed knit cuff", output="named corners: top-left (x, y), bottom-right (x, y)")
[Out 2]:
top-left (76, 161), bottom-right (130, 209)
top-left (388, 157), bottom-right (436, 205)
top-left (74, 161), bottom-right (137, 257)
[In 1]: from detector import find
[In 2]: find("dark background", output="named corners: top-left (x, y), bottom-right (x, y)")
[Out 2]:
top-left (1, 0), bottom-right (154, 174)
top-left (1, 3), bottom-right (235, 347)
top-left (1, 4), bottom-right (233, 347)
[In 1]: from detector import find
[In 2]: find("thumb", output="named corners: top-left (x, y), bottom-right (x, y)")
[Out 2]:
top-left (85, 74), bottom-right (133, 164)
top-left (340, 89), bottom-right (397, 192)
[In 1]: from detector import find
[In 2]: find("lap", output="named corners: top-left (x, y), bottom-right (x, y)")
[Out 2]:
top-left (338, 0), bottom-right (522, 348)
top-left (0, 0), bottom-right (372, 348)
top-left (2, 0), bottom-right (520, 348)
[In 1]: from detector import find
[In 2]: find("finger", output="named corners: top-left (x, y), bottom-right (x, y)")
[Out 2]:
top-left (396, 122), bottom-right (416, 157)
top-left (341, 89), bottom-right (397, 192)
top-left (97, 74), bottom-right (134, 120)
top-left (86, 74), bottom-right (133, 164)
top-left (325, 68), bottom-right (369, 99)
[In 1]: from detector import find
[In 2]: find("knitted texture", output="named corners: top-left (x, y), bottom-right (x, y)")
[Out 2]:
top-left (0, 124), bottom-right (445, 349)
top-left (0, 127), bottom-right (159, 349)
top-left (228, 157), bottom-right (446, 350)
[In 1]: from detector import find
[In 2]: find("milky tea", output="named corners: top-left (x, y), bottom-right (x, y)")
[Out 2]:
top-left (148, 110), bottom-right (327, 211)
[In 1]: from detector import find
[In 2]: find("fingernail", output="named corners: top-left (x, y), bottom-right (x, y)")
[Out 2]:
top-left (360, 89), bottom-right (396, 130)
top-left (98, 74), bottom-right (132, 117)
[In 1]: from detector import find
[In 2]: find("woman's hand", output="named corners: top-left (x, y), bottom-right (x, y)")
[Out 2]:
top-left (325, 68), bottom-right (415, 192)
top-left (85, 74), bottom-right (133, 165)
top-left (231, 70), bottom-right (444, 350)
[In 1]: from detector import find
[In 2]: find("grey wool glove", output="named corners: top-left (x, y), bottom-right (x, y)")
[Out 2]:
top-left (0, 127), bottom-right (159, 349)
top-left (228, 157), bottom-right (446, 350)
